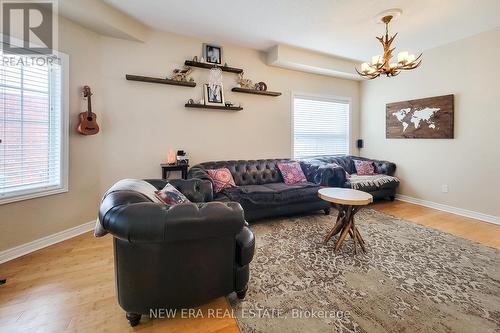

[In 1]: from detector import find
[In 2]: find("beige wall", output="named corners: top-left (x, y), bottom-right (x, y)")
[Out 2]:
top-left (97, 31), bottom-right (360, 192)
top-left (0, 21), bottom-right (360, 251)
top-left (0, 17), bottom-right (104, 251)
top-left (360, 28), bottom-right (500, 218)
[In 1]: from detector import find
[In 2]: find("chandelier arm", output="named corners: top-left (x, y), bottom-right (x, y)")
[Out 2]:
top-left (387, 33), bottom-right (397, 48)
top-left (401, 55), bottom-right (423, 70)
top-left (366, 72), bottom-right (381, 80)
top-left (354, 66), bottom-right (379, 79)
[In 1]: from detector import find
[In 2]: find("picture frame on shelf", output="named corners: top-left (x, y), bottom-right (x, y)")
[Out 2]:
top-left (204, 84), bottom-right (225, 106)
top-left (203, 43), bottom-right (223, 65)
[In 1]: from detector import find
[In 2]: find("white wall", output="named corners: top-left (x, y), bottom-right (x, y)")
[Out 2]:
top-left (361, 28), bottom-right (500, 218)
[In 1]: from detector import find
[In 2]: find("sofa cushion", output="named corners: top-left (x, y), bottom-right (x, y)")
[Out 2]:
top-left (349, 174), bottom-right (399, 191)
top-left (218, 182), bottom-right (320, 206)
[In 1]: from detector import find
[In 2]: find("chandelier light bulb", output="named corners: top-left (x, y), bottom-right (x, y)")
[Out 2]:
top-left (372, 55), bottom-right (382, 65)
top-left (361, 63), bottom-right (371, 73)
top-left (397, 51), bottom-right (409, 64)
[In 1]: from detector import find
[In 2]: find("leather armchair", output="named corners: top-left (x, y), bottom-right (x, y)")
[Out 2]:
top-left (98, 178), bottom-right (255, 326)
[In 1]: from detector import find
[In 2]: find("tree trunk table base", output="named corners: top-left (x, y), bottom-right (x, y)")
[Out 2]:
top-left (318, 188), bottom-right (373, 255)
top-left (324, 204), bottom-right (366, 254)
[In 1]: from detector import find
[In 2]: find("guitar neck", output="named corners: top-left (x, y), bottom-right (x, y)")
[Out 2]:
top-left (87, 94), bottom-right (92, 115)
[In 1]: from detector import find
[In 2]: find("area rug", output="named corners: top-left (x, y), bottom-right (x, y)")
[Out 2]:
top-left (229, 209), bottom-right (500, 333)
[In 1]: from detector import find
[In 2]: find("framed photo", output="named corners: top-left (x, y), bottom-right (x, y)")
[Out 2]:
top-left (203, 44), bottom-right (223, 65)
top-left (204, 84), bottom-right (225, 106)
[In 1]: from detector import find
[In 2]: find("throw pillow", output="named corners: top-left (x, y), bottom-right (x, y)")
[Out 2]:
top-left (325, 162), bottom-right (351, 179)
top-left (353, 160), bottom-right (375, 175)
top-left (155, 183), bottom-right (190, 205)
top-left (277, 161), bottom-right (307, 184)
top-left (206, 168), bottom-right (236, 193)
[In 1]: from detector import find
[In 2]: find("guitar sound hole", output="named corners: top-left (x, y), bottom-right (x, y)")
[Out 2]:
top-left (87, 116), bottom-right (93, 121)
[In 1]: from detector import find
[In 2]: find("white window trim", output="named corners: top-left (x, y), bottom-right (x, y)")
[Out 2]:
top-left (0, 44), bottom-right (69, 205)
top-left (290, 91), bottom-right (352, 159)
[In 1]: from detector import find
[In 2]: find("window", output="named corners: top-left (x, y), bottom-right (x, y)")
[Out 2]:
top-left (292, 94), bottom-right (350, 159)
top-left (0, 53), bottom-right (68, 204)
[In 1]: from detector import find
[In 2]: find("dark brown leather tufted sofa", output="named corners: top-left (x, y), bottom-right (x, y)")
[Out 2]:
top-left (188, 159), bottom-right (345, 221)
top-left (188, 156), bottom-right (398, 221)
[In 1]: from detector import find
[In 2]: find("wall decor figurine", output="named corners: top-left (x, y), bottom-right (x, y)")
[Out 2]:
top-left (255, 81), bottom-right (267, 91)
top-left (237, 72), bottom-right (254, 89)
top-left (170, 66), bottom-right (193, 82)
top-left (203, 43), bottom-right (223, 65)
top-left (192, 56), bottom-right (198, 62)
top-left (386, 94), bottom-right (454, 139)
top-left (204, 84), bottom-right (225, 106)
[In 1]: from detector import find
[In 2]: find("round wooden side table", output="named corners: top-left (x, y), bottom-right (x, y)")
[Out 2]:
top-left (318, 188), bottom-right (373, 254)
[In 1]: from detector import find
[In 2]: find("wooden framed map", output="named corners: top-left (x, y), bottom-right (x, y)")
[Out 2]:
top-left (386, 94), bottom-right (454, 139)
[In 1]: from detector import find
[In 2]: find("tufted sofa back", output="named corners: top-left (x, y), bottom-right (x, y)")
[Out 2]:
top-left (189, 159), bottom-right (290, 186)
top-left (301, 155), bottom-right (396, 176)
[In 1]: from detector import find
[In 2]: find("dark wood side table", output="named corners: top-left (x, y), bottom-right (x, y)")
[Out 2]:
top-left (160, 164), bottom-right (189, 180)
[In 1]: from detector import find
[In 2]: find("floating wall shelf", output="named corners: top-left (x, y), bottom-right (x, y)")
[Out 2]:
top-left (125, 74), bottom-right (196, 87)
top-left (184, 60), bottom-right (243, 74)
top-left (231, 87), bottom-right (281, 96)
top-left (185, 104), bottom-right (243, 111)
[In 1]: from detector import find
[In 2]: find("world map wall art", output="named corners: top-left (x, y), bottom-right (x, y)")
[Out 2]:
top-left (386, 94), bottom-right (454, 139)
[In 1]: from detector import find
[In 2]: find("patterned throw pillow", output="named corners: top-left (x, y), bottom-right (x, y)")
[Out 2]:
top-left (325, 163), bottom-right (351, 179)
top-left (155, 183), bottom-right (190, 205)
top-left (206, 168), bottom-right (236, 193)
top-left (277, 161), bottom-right (307, 184)
top-left (353, 160), bottom-right (376, 175)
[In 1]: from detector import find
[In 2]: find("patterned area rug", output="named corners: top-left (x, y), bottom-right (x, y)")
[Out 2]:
top-left (229, 209), bottom-right (500, 333)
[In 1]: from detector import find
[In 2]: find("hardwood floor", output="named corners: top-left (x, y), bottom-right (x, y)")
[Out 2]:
top-left (0, 201), bottom-right (498, 332)
top-left (371, 200), bottom-right (500, 249)
top-left (0, 232), bottom-right (239, 333)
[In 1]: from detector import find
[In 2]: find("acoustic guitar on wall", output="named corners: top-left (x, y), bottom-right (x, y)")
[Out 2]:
top-left (77, 85), bottom-right (99, 135)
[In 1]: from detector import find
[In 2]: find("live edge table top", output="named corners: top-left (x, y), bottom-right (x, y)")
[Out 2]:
top-left (318, 188), bottom-right (373, 206)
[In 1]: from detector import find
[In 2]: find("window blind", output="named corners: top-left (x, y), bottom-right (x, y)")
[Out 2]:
top-left (293, 95), bottom-right (350, 159)
top-left (0, 54), bottom-right (64, 201)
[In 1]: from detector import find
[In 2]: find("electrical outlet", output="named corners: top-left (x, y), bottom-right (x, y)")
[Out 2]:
top-left (441, 184), bottom-right (449, 193)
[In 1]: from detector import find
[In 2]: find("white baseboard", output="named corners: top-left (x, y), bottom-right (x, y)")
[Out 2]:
top-left (0, 220), bottom-right (95, 264)
top-left (395, 194), bottom-right (499, 226)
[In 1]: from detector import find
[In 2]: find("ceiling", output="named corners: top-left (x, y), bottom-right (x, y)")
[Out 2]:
top-left (104, 0), bottom-right (500, 61)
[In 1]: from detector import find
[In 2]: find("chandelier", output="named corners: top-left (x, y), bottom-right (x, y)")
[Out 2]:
top-left (356, 13), bottom-right (422, 79)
